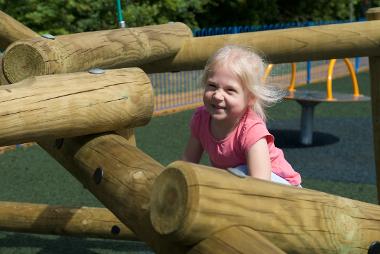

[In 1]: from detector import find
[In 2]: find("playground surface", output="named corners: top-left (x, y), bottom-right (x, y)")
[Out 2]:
top-left (0, 71), bottom-right (376, 253)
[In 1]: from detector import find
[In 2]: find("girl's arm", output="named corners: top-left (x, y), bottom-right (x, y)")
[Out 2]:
top-left (182, 134), bottom-right (204, 163)
top-left (246, 138), bottom-right (271, 181)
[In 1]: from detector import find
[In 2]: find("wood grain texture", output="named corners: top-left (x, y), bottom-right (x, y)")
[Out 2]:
top-left (38, 134), bottom-right (189, 254)
top-left (142, 19), bottom-right (380, 73)
top-left (188, 226), bottom-right (286, 254)
top-left (115, 128), bottom-right (136, 146)
top-left (0, 57), bottom-right (9, 85)
top-left (0, 68), bottom-right (153, 146)
top-left (367, 8), bottom-right (380, 204)
top-left (0, 11), bottom-right (39, 50)
top-left (0, 201), bottom-right (137, 240)
top-left (150, 161), bottom-right (380, 254)
top-left (3, 22), bottom-right (192, 83)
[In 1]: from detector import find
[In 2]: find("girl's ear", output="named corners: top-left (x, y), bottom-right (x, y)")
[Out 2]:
top-left (248, 95), bottom-right (255, 107)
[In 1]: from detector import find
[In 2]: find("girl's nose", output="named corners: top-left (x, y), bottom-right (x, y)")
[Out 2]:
top-left (212, 91), bottom-right (223, 101)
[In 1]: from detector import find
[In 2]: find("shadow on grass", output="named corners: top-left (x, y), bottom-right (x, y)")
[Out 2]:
top-left (0, 232), bottom-right (152, 254)
top-left (270, 129), bottom-right (340, 148)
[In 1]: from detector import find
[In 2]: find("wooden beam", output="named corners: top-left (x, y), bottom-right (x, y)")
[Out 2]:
top-left (188, 226), bottom-right (286, 254)
top-left (150, 161), bottom-right (380, 254)
top-left (2, 22), bottom-right (192, 83)
top-left (115, 128), bottom-right (136, 146)
top-left (367, 7), bottom-right (380, 204)
top-left (0, 57), bottom-right (9, 85)
top-left (0, 201), bottom-right (137, 240)
top-left (38, 134), bottom-right (189, 254)
top-left (0, 11), bottom-right (39, 50)
top-left (0, 68), bottom-right (153, 146)
top-left (141, 20), bottom-right (380, 72)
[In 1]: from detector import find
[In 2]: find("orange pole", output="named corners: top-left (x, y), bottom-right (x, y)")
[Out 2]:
top-left (263, 63), bottom-right (296, 92)
top-left (288, 63), bottom-right (297, 91)
top-left (327, 58), bottom-right (361, 100)
top-left (263, 64), bottom-right (273, 81)
top-left (326, 59), bottom-right (336, 100)
top-left (343, 58), bottom-right (360, 97)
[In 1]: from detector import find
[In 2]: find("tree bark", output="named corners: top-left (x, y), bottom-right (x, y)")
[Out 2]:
top-left (38, 134), bottom-right (189, 254)
top-left (3, 22), bottom-right (192, 83)
top-left (0, 201), bottom-right (137, 240)
top-left (0, 10), bottom-right (39, 50)
top-left (150, 161), bottom-right (380, 254)
top-left (0, 68), bottom-right (153, 146)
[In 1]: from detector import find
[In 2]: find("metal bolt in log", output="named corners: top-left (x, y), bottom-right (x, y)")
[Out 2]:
top-left (0, 67), bottom-right (153, 146)
top-left (3, 22), bottom-right (193, 83)
top-left (38, 134), bottom-right (189, 254)
top-left (0, 201), bottom-right (137, 240)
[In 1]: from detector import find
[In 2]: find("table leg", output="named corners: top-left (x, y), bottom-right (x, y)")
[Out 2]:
top-left (297, 101), bottom-right (320, 145)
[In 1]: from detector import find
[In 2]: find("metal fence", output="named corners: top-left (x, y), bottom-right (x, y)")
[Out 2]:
top-left (151, 57), bottom-right (369, 116)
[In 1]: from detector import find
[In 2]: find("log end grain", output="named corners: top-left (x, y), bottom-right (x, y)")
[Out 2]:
top-left (3, 43), bottom-right (46, 83)
top-left (150, 164), bottom-right (199, 241)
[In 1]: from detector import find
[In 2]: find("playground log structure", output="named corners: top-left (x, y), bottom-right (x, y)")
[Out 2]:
top-left (1, 7), bottom-right (380, 254)
top-left (0, 201), bottom-right (136, 240)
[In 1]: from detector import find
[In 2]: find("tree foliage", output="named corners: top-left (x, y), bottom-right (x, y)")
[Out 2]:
top-left (0, 0), bottom-right (376, 35)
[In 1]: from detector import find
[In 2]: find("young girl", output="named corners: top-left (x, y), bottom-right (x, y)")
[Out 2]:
top-left (182, 45), bottom-right (301, 186)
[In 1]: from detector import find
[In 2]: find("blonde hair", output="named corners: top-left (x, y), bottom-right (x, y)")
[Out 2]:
top-left (202, 45), bottom-right (285, 121)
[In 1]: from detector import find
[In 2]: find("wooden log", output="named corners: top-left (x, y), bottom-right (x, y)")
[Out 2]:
top-left (0, 11), bottom-right (39, 50)
top-left (38, 134), bottom-right (189, 254)
top-left (2, 22), bottom-right (192, 83)
top-left (0, 201), bottom-right (137, 240)
top-left (150, 161), bottom-right (380, 254)
top-left (0, 68), bottom-right (153, 146)
top-left (141, 20), bottom-right (380, 73)
top-left (115, 128), bottom-right (136, 146)
top-left (367, 8), bottom-right (380, 204)
top-left (0, 57), bottom-right (9, 85)
top-left (188, 226), bottom-right (286, 254)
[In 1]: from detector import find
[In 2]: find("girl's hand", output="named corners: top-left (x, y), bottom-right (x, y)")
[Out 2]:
top-left (182, 134), bottom-right (204, 163)
top-left (246, 138), bottom-right (272, 181)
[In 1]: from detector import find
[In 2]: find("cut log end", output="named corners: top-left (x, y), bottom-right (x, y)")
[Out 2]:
top-left (3, 43), bottom-right (46, 83)
top-left (150, 166), bottom-right (193, 236)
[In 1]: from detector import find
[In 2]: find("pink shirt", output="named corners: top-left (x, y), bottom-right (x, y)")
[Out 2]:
top-left (190, 106), bottom-right (301, 185)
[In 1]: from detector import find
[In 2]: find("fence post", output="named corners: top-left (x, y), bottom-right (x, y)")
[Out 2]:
top-left (355, 57), bottom-right (360, 73)
top-left (306, 60), bottom-right (311, 84)
top-left (366, 7), bottom-right (380, 204)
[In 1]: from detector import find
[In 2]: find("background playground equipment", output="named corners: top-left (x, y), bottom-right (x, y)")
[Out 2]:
top-left (265, 59), bottom-right (370, 145)
top-left (1, 7), bottom-right (380, 254)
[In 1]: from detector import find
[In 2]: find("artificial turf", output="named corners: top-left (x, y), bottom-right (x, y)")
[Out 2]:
top-left (0, 71), bottom-right (377, 253)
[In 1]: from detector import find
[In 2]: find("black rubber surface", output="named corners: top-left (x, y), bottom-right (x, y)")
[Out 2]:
top-left (269, 116), bottom-right (376, 184)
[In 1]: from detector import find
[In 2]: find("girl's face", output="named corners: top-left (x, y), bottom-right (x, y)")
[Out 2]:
top-left (203, 64), bottom-right (251, 124)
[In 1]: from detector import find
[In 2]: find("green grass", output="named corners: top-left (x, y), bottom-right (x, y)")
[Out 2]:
top-left (0, 71), bottom-right (377, 253)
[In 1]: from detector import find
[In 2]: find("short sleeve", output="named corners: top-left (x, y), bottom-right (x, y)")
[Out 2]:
top-left (190, 107), bottom-right (204, 139)
top-left (241, 120), bottom-right (274, 154)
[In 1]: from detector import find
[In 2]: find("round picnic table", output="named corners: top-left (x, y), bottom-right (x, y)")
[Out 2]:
top-left (285, 90), bottom-right (371, 145)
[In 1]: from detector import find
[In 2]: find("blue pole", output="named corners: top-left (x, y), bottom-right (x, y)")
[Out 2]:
top-left (116, 0), bottom-right (126, 28)
top-left (355, 57), bottom-right (360, 73)
top-left (306, 61), bottom-right (311, 84)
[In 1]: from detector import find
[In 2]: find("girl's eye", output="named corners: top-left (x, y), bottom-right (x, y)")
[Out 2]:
top-left (227, 89), bottom-right (236, 93)
top-left (207, 83), bottom-right (216, 88)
